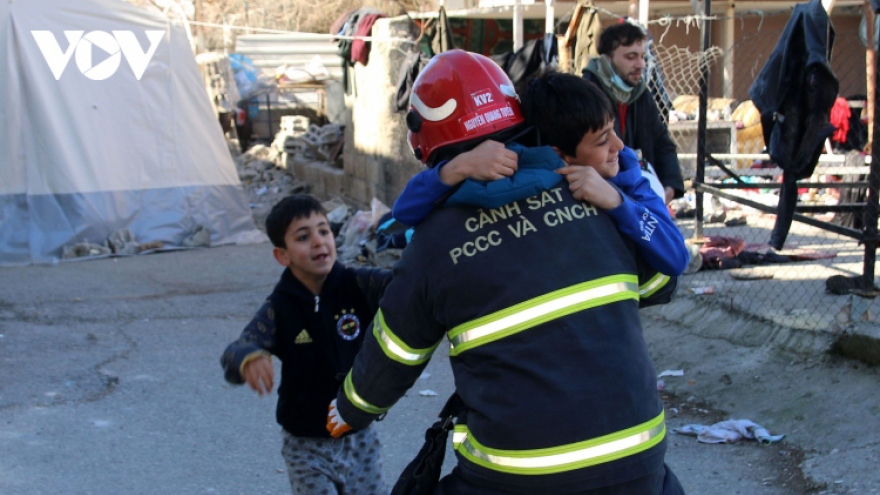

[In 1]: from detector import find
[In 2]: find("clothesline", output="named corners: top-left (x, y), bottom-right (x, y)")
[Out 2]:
top-left (186, 20), bottom-right (417, 44)
top-left (188, 9), bottom-right (791, 45)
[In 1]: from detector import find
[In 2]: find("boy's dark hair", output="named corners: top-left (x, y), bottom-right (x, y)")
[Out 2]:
top-left (520, 70), bottom-right (614, 157)
top-left (265, 194), bottom-right (327, 248)
top-left (598, 23), bottom-right (646, 56)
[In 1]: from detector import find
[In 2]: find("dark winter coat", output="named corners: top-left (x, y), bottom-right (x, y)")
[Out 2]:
top-left (749, 0), bottom-right (839, 250)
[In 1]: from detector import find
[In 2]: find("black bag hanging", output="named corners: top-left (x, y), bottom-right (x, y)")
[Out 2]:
top-left (391, 393), bottom-right (465, 495)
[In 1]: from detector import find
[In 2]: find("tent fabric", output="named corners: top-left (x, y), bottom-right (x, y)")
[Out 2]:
top-left (0, 0), bottom-right (261, 265)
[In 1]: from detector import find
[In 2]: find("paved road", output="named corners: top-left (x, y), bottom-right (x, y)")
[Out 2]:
top-left (1, 243), bottom-right (877, 494)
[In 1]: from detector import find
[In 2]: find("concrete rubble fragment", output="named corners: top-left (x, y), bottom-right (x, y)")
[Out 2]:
top-left (61, 229), bottom-right (166, 260)
top-left (61, 242), bottom-right (112, 260)
top-left (107, 229), bottom-right (140, 256)
top-left (182, 225), bottom-right (211, 248)
top-left (273, 118), bottom-right (345, 164)
top-left (233, 143), bottom-right (310, 230)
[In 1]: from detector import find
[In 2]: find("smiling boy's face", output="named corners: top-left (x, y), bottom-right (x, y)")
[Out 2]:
top-left (559, 119), bottom-right (624, 178)
top-left (272, 213), bottom-right (336, 289)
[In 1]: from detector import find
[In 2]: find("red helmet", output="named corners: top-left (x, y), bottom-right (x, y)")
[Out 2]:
top-left (407, 49), bottom-right (525, 165)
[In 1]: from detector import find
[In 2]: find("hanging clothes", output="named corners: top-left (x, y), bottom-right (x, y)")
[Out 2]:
top-left (335, 8), bottom-right (382, 94)
top-left (329, 9), bottom-right (357, 40)
top-left (394, 50), bottom-right (431, 113)
top-left (829, 96), bottom-right (851, 144)
top-left (350, 13), bottom-right (386, 65)
top-left (490, 36), bottom-right (557, 90)
top-left (392, 7), bottom-right (454, 113)
top-left (427, 6), bottom-right (455, 56)
top-left (748, 0), bottom-right (839, 250)
top-left (841, 95), bottom-right (868, 152)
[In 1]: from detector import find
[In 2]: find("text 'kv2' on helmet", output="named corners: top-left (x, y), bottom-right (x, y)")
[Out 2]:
top-left (406, 49), bottom-right (525, 166)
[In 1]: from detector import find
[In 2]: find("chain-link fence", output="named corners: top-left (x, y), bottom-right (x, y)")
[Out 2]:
top-left (632, 6), bottom-right (879, 331)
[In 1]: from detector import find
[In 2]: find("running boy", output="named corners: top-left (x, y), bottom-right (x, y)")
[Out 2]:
top-left (392, 69), bottom-right (689, 276)
top-left (220, 194), bottom-right (391, 495)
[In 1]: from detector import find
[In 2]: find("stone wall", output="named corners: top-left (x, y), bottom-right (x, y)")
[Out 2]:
top-left (283, 16), bottom-right (425, 209)
top-left (341, 16), bottom-right (424, 208)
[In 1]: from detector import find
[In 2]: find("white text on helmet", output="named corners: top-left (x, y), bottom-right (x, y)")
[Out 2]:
top-left (473, 92), bottom-right (494, 106)
top-left (463, 105), bottom-right (517, 132)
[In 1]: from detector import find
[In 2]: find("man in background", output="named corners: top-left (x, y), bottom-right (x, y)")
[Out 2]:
top-left (583, 22), bottom-right (684, 204)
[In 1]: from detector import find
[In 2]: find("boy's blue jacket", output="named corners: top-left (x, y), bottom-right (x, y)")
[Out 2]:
top-left (393, 144), bottom-right (689, 276)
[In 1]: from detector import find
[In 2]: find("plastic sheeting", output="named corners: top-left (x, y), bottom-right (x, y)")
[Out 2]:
top-left (0, 0), bottom-right (261, 265)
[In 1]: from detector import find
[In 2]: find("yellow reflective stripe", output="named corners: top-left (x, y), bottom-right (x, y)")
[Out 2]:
top-left (639, 273), bottom-right (669, 298)
top-left (373, 310), bottom-right (440, 366)
top-left (448, 275), bottom-right (639, 356)
top-left (454, 411), bottom-right (666, 475)
top-left (453, 425), bottom-right (468, 449)
top-left (343, 373), bottom-right (390, 416)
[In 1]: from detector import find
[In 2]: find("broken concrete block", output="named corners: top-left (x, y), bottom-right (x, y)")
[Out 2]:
top-left (107, 229), bottom-right (140, 255)
top-left (61, 242), bottom-right (112, 259)
top-left (238, 168), bottom-right (259, 182)
top-left (182, 225), bottom-right (211, 248)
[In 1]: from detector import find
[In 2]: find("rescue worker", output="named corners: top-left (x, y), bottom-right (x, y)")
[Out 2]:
top-left (327, 50), bottom-right (685, 494)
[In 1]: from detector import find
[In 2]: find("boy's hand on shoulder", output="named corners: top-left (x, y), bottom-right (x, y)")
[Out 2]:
top-left (439, 140), bottom-right (518, 185)
top-left (558, 165), bottom-right (623, 210)
top-left (242, 353), bottom-right (274, 397)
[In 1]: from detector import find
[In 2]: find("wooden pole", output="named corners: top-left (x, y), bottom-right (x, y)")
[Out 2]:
top-left (721, 0), bottom-right (735, 99)
top-left (558, 3), bottom-right (585, 74)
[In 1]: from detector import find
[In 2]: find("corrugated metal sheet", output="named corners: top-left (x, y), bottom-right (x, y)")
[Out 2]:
top-left (234, 33), bottom-right (343, 80)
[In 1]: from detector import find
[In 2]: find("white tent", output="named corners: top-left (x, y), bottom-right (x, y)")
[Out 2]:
top-left (0, 0), bottom-right (262, 265)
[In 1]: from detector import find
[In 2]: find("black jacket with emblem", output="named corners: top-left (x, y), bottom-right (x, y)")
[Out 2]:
top-left (337, 185), bottom-right (678, 493)
top-left (221, 262), bottom-right (391, 438)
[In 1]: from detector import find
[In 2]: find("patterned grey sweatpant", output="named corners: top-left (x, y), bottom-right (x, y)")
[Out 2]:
top-left (281, 427), bottom-right (389, 495)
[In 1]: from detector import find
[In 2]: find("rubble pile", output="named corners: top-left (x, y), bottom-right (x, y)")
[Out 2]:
top-left (326, 197), bottom-right (402, 269)
top-left (273, 116), bottom-right (345, 165)
top-left (60, 228), bottom-right (168, 260)
top-left (235, 143), bottom-right (310, 230)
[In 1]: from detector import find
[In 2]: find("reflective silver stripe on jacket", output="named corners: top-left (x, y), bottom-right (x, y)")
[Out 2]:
top-left (343, 373), bottom-right (390, 416)
top-left (639, 273), bottom-right (669, 298)
top-left (447, 275), bottom-right (639, 356)
top-left (373, 309), bottom-right (440, 366)
top-left (454, 411), bottom-right (666, 475)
